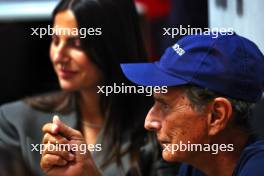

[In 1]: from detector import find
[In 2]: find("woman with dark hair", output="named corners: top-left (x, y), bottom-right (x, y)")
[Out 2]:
top-left (0, 0), bottom-right (177, 175)
top-left (39, 0), bottom-right (151, 175)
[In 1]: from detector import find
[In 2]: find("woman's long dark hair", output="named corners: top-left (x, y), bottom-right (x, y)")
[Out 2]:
top-left (26, 0), bottom-right (152, 175)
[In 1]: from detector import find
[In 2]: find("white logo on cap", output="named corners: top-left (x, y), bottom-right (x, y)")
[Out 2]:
top-left (172, 43), bottom-right (185, 56)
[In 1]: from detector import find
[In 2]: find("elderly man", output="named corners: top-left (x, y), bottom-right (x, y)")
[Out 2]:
top-left (121, 33), bottom-right (264, 176)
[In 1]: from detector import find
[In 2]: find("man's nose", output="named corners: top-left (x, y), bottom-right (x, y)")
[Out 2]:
top-left (144, 108), bottom-right (162, 131)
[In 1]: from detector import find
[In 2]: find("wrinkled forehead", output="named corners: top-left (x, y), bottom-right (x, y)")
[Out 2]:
top-left (153, 87), bottom-right (187, 102)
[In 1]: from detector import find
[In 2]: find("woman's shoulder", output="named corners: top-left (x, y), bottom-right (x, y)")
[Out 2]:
top-left (0, 91), bottom-right (67, 122)
top-left (0, 96), bottom-right (53, 147)
top-left (0, 99), bottom-right (35, 118)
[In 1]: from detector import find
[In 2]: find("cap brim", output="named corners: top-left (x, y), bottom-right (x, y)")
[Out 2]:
top-left (121, 63), bottom-right (188, 86)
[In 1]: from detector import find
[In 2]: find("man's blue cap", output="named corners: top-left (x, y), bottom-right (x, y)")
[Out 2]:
top-left (121, 33), bottom-right (264, 102)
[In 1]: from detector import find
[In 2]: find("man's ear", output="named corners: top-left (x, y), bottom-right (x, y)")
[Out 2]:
top-left (207, 97), bottom-right (232, 136)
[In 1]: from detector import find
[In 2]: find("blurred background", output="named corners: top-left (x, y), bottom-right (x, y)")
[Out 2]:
top-left (0, 0), bottom-right (59, 104)
top-left (0, 0), bottom-right (263, 105)
top-left (0, 0), bottom-right (206, 105)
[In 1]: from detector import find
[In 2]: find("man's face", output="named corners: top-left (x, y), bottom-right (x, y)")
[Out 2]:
top-left (145, 87), bottom-right (209, 162)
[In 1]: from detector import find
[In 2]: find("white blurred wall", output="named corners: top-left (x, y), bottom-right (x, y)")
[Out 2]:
top-left (209, 0), bottom-right (264, 52)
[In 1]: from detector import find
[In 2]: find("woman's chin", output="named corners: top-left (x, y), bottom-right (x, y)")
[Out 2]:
top-left (59, 80), bottom-right (79, 91)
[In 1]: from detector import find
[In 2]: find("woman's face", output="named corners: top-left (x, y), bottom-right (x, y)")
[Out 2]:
top-left (50, 10), bottom-right (102, 91)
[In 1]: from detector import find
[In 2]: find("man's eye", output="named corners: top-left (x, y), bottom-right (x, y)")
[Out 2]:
top-left (160, 102), bottom-right (169, 109)
top-left (155, 101), bottom-right (169, 111)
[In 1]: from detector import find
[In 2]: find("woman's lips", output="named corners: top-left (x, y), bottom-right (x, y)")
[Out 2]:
top-left (58, 69), bottom-right (78, 79)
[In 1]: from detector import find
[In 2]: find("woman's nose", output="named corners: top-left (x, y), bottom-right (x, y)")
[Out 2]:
top-left (144, 109), bottom-right (162, 131)
top-left (52, 43), bottom-right (69, 63)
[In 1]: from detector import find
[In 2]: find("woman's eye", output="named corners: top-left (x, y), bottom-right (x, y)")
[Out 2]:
top-left (51, 35), bottom-right (59, 46)
top-left (68, 38), bottom-right (82, 49)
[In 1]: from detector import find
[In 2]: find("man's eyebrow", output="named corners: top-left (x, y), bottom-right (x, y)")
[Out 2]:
top-left (153, 96), bottom-right (167, 104)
